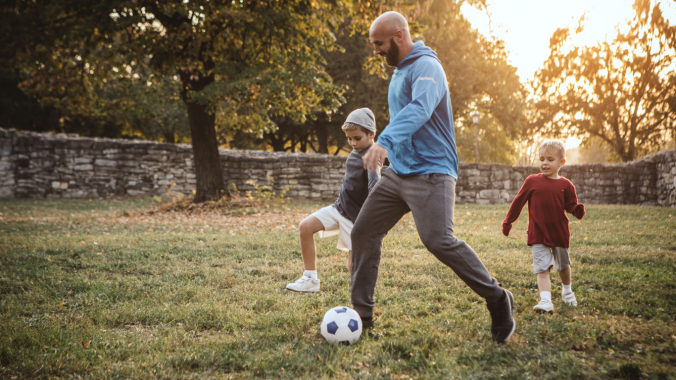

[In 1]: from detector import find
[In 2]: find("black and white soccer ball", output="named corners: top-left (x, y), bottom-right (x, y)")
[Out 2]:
top-left (320, 306), bottom-right (362, 345)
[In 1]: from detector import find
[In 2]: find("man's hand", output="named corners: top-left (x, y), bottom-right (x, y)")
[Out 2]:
top-left (362, 143), bottom-right (388, 173)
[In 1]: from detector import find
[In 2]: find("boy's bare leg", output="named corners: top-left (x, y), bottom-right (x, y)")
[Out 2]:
top-left (534, 269), bottom-right (554, 312)
top-left (347, 250), bottom-right (352, 274)
top-left (558, 266), bottom-right (571, 286)
top-left (298, 216), bottom-right (325, 271)
top-left (536, 270), bottom-right (551, 292)
top-left (559, 266), bottom-right (577, 305)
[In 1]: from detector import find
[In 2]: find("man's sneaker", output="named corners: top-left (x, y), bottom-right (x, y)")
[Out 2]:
top-left (360, 317), bottom-right (380, 338)
top-left (285, 276), bottom-right (320, 293)
top-left (562, 292), bottom-right (578, 306)
top-left (533, 299), bottom-right (554, 313)
top-left (361, 317), bottom-right (374, 330)
top-left (487, 289), bottom-right (516, 343)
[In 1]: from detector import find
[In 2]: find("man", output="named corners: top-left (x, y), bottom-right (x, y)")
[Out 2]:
top-left (351, 11), bottom-right (516, 343)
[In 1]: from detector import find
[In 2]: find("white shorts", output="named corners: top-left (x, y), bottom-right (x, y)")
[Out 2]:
top-left (532, 244), bottom-right (571, 274)
top-left (311, 205), bottom-right (353, 252)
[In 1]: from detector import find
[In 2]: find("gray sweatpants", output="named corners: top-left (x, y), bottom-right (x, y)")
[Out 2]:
top-left (350, 168), bottom-right (504, 319)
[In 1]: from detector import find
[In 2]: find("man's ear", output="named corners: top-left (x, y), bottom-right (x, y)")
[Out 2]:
top-left (394, 29), bottom-right (403, 42)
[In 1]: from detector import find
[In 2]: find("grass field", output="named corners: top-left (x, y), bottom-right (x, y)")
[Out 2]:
top-left (0, 197), bottom-right (675, 379)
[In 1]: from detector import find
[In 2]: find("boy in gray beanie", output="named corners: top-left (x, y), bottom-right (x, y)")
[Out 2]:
top-left (286, 108), bottom-right (381, 292)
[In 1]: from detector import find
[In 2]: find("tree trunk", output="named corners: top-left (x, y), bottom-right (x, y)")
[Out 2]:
top-left (266, 132), bottom-right (287, 151)
top-left (185, 101), bottom-right (226, 202)
top-left (179, 69), bottom-right (226, 203)
top-left (315, 122), bottom-right (329, 154)
top-left (163, 131), bottom-right (176, 144)
top-left (626, 138), bottom-right (636, 162)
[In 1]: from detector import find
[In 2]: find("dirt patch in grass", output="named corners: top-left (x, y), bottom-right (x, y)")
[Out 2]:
top-left (140, 196), bottom-right (272, 216)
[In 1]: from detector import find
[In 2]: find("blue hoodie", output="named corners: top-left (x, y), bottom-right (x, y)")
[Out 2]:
top-left (377, 41), bottom-right (458, 179)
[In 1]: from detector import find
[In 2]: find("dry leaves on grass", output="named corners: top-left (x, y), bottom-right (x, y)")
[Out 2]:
top-left (141, 196), bottom-right (264, 216)
top-left (117, 196), bottom-right (306, 234)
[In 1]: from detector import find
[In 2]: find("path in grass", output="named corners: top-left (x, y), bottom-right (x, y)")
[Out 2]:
top-left (1, 198), bottom-right (675, 379)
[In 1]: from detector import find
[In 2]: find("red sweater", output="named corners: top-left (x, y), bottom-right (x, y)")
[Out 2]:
top-left (502, 174), bottom-right (585, 248)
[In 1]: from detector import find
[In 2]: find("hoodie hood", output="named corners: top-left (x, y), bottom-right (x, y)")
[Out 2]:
top-left (397, 41), bottom-right (440, 69)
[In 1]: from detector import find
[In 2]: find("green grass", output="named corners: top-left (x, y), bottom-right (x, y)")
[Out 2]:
top-left (1, 198), bottom-right (675, 379)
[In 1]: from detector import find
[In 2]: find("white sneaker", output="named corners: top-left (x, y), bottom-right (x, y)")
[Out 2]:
top-left (562, 292), bottom-right (578, 306)
top-left (533, 299), bottom-right (554, 313)
top-left (286, 276), bottom-right (320, 293)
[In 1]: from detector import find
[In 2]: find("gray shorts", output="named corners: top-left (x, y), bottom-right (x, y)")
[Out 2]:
top-left (532, 244), bottom-right (571, 274)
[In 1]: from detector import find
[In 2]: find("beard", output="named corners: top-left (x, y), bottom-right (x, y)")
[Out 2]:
top-left (383, 38), bottom-right (400, 66)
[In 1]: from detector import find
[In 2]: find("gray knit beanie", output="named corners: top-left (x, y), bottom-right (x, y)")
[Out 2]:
top-left (345, 108), bottom-right (376, 133)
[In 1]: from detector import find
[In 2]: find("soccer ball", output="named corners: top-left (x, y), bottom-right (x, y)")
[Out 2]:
top-left (320, 306), bottom-right (362, 345)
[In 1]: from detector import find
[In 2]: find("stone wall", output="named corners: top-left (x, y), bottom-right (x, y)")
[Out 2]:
top-left (1, 128), bottom-right (674, 207)
top-left (455, 154), bottom-right (670, 206)
top-left (0, 128), bottom-right (345, 201)
top-left (654, 150), bottom-right (676, 207)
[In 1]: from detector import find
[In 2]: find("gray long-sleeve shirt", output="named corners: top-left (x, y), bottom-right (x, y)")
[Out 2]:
top-left (334, 147), bottom-right (381, 223)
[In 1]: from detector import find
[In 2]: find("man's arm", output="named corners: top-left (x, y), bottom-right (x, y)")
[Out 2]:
top-left (376, 59), bottom-right (446, 153)
top-left (363, 59), bottom-right (445, 172)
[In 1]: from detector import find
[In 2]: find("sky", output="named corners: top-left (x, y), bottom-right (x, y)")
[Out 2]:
top-left (459, 0), bottom-right (676, 149)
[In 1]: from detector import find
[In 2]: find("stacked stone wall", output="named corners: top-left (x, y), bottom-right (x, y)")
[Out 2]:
top-left (0, 128), bottom-right (674, 207)
top-left (654, 150), bottom-right (676, 207)
top-left (0, 129), bottom-right (346, 201)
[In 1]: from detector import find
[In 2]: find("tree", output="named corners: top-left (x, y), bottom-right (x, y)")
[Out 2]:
top-left (531, 0), bottom-right (676, 162)
top-left (101, 72), bottom-right (191, 143)
top-left (224, 20), bottom-right (391, 155)
top-left (4, 0), bottom-right (381, 202)
top-left (225, 0), bottom-right (528, 162)
top-left (291, 21), bottom-right (391, 155)
top-left (0, 71), bottom-right (61, 132)
top-left (315, 23), bottom-right (391, 155)
top-left (417, 0), bottom-right (528, 164)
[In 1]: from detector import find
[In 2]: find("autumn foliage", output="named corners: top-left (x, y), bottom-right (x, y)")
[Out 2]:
top-left (530, 0), bottom-right (676, 162)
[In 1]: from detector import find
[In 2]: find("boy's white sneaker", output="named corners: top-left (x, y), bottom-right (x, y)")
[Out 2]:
top-left (286, 276), bottom-right (320, 293)
top-left (562, 292), bottom-right (578, 306)
top-left (533, 299), bottom-right (554, 313)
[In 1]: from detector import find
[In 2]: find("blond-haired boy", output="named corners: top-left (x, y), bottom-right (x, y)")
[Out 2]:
top-left (286, 108), bottom-right (381, 292)
top-left (502, 139), bottom-right (586, 313)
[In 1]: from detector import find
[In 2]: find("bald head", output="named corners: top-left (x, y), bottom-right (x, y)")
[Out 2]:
top-left (370, 11), bottom-right (410, 40)
top-left (369, 12), bottom-right (414, 66)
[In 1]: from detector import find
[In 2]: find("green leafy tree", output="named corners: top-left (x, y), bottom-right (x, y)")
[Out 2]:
top-left (225, 20), bottom-right (391, 154)
top-left (227, 0), bottom-right (527, 162)
top-left (101, 72), bottom-right (190, 143)
top-left (4, 0), bottom-right (383, 202)
top-left (1, 3), bottom-right (188, 141)
top-left (530, 0), bottom-right (676, 162)
top-left (304, 22), bottom-right (391, 155)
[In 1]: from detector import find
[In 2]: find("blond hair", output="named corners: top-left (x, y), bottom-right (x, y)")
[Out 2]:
top-left (539, 139), bottom-right (566, 159)
top-left (342, 122), bottom-right (373, 135)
